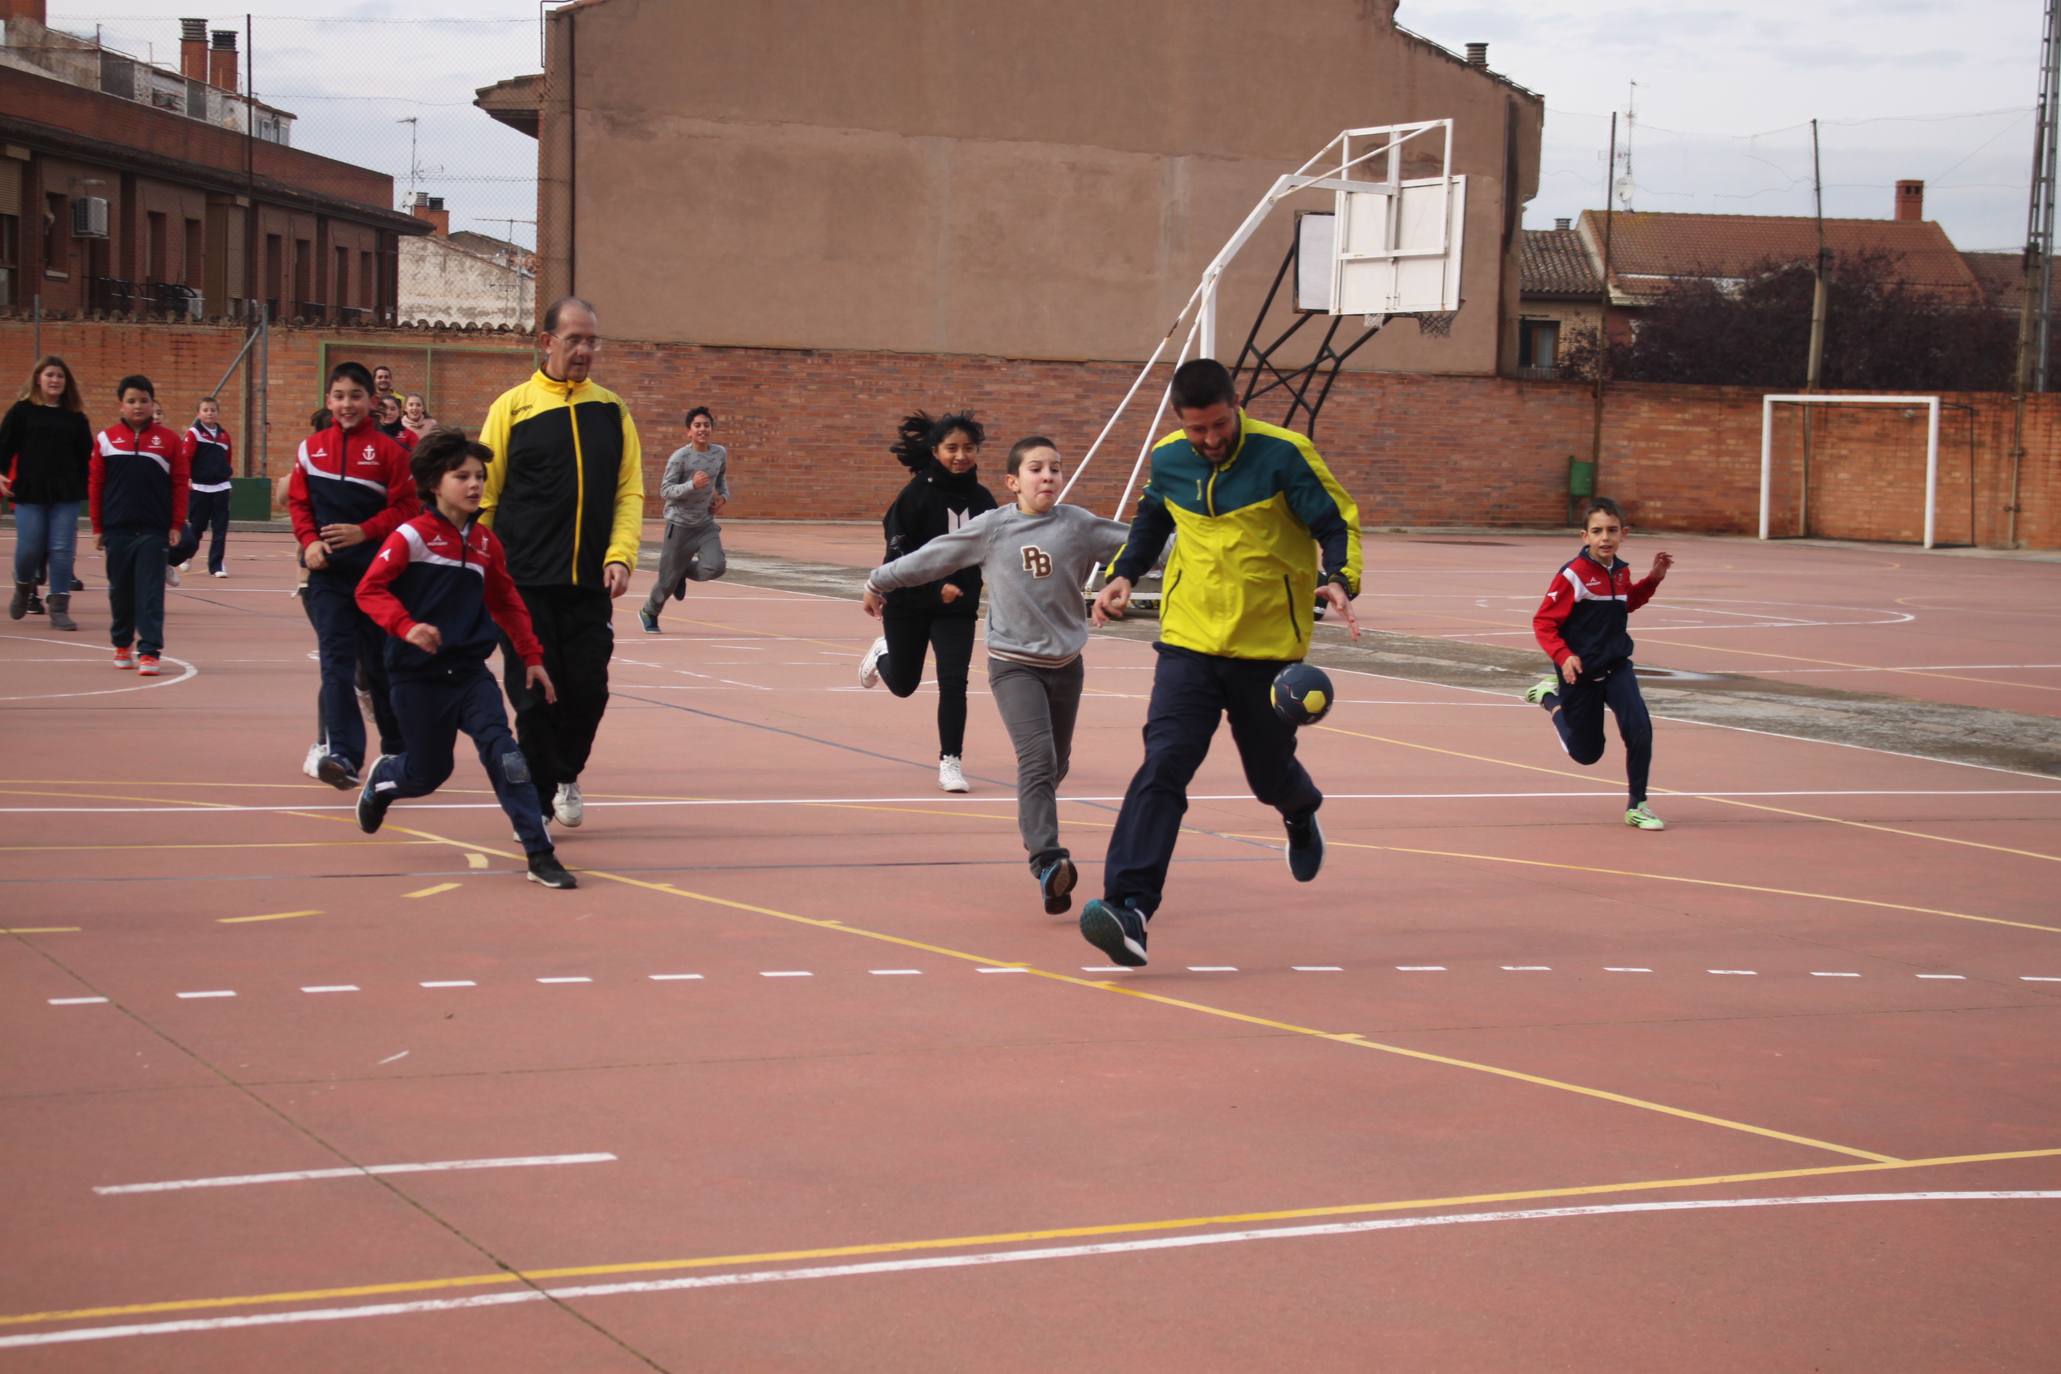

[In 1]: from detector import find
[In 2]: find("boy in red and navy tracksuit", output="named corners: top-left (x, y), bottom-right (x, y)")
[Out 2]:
top-left (172, 396), bottom-right (234, 577)
top-left (1526, 496), bottom-right (1675, 830)
top-left (355, 428), bottom-right (575, 889)
top-left (90, 374), bottom-right (188, 674)
top-left (290, 362), bottom-right (417, 789)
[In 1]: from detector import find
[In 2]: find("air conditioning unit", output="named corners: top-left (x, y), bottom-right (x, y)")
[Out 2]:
top-left (71, 197), bottom-right (110, 239)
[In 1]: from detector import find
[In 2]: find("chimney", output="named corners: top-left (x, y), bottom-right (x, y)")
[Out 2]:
top-left (0, 1), bottom-right (49, 23)
top-left (179, 18), bottom-right (207, 81)
top-left (410, 192), bottom-right (449, 237)
top-left (1554, 216), bottom-right (1571, 230)
top-left (1465, 42), bottom-right (1489, 68)
top-left (208, 28), bottom-right (237, 94)
top-left (1894, 179), bottom-right (1925, 222)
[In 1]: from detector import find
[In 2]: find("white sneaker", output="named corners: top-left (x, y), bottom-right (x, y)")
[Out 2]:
top-left (166, 562), bottom-right (183, 587)
top-left (858, 635), bottom-right (888, 689)
top-left (938, 755), bottom-right (969, 793)
top-left (211, 568), bottom-right (229, 578)
top-left (301, 742), bottom-right (326, 780)
top-left (553, 781), bottom-right (585, 827)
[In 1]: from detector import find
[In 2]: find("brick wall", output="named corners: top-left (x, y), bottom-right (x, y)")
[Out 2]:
top-left (6, 316), bottom-right (2057, 549)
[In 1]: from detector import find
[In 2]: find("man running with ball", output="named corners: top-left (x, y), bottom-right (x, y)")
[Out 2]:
top-left (1082, 358), bottom-right (1364, 968)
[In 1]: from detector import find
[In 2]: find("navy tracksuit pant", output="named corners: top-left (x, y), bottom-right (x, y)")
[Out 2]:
top-left (499, 584), bottom-right (614, 810)
top-left (1102, 643), bottom-right (1322, 918)
top-left (171, 489), bottom-right (231, 574)
top-left (1546, 662), bottom-right (1653, 805)
top-left (367, 662), bottom-right (552, 857)
top-left (307, 570), bottom-right (403, 770)
top-left (103, 527), bottom-right (169, 655)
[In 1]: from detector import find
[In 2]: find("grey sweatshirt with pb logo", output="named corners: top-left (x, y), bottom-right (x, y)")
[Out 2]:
top-left (866, 504), bottom-right (1131, 667)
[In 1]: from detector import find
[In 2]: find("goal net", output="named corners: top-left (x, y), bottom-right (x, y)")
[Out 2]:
top-left (1760, 395), bottom-right (1943, 547)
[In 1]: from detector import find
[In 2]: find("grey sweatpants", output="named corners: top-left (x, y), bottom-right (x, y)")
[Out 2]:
top-left (988, 654), bottom-right (1085, 872)
top-left (642, 520), bottom-right (727, 618)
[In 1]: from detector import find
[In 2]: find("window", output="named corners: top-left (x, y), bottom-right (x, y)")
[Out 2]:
top-left (293, 236), bottom-right (311, 311)
top-left (0, 213), bottom-right (16, 307)
top-left (359, 249), bottom-right (373, 308)
top-left (1517, 318), bottom-right (1561, 373)
top-left (333, 244), bottom-right (348, 316)
top-left (43, 193), bottom-right (67, 276)
top-left (264, 233), bottom-right (282, 316)
top-left (183, 217), bottom-right (203, 287)
top-left (147, 211), bottom-right (168, 282)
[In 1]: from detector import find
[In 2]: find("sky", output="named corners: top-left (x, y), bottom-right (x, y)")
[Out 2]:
top-left (50, 1), bottom-right (2044, 255)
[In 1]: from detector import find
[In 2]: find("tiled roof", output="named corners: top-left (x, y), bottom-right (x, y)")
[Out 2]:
top-left (1574, 210), bottom-right (1984, 305)
top-left (1960, 250), bottom-right (2057, 312)
top-left (1520, 229), bottom-right (1602, 297)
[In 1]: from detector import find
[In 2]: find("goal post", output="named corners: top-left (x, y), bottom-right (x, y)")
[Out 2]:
top-left (1760, 394), bottom-right (1942, 548)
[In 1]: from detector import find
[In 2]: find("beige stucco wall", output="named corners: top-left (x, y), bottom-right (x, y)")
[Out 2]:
top-left (400, 236), bottom-right (536, 327)
top-left (538, 0), bottom-right (1540, 374)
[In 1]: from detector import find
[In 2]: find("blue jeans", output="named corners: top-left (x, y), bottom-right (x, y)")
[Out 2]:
top-left (12, 500), bottom-right (81, 591)
top-left (370, 663), bottom-right (552, 857)
top-left (104, 527), bottom-right (168, 654)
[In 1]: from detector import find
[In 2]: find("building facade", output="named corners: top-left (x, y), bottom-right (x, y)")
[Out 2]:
top-left (0, 2), bottom-right (423, 320)
top-left (397, 193), bottom-right (537, 328)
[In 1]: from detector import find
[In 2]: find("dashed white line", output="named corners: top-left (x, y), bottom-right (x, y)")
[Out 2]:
top-left (759, 971), bottom-right (813, 978)
top-left (93, 1152), bottom-right (618, 1196)
top-left (1603, 967), bottom-right (1653, 974)
top-left (976, 967), bottom-right (1028, 975)
top-left (1810, 971), bottom-right (1862, 978)
top-left (536, 977), bottom-right (593, 985)
top-left (1501, 965), bottom-right (1552, 972)
top-left (1081, 965), bottom-right (1133, 974)
top-left (1915, 973), bottom-right (1967, 981)
top-left (176, 990), bottom-right (236, 999)
top-left (1707, 969), bottom-right (1758, 976)
top-left (868, 969), bottom-right (923, 976)
top-left (1186, 966), bottom-right (1238, 973)
top-left (2023, 975), bottom-right (2061, 983)
top-left (419, 980), bottom-right (476, 989)
top-left (48, 996), bottom-right (108, 1006)
top-left (1396, 965), bottom-right (1447, 972)
top-left (1291, 965), bottom-right (1343, 972)
top-left (648, 973), bottom-right (704, 982)
top-left (301, 985), bottom-right (360, 994)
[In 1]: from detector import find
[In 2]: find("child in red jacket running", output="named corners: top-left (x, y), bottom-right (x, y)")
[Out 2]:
top-left (90, 374), bottom-right (188, 675)
top-left (1525, 496), bottom-right (1675, 830)
top-left (355, 428), bottom-right (574, 889)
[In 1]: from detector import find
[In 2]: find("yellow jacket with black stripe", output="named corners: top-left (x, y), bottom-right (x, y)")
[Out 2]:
top-left (1111, 412), bottom-right (1363, 661)
top-left (477, 370), bottom-right (644, 588)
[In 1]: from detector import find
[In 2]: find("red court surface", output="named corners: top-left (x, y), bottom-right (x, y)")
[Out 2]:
top-left (2, 525), bottom-right (2059, 1370)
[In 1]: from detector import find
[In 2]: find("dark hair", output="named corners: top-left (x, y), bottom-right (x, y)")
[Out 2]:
top-left (684, 405), bottom-right (713, 428)
top-left (1006, 435), bottom-right (1058, 476)
top-left (309, 407), bottom-right (333, 431)
top-left (20, 355), bottom-right (84, 413)
top-left (116, 373), bottom-right (155, 400)
top-left (889, 410), bottom-right (984, 473)
top-left (1579, 496), bottom-right (1625, 526)
top-left (198, 394), bottom-right (218, 406)
top-left (1169, 358), bottom-right (1236, 412)
top-left (326, 361), bottom-right (375, 395)
top-left (411, 426), bottom-right (492, 505)
top-left (373, 364), bottom-right (392, 376)
top-left (543, 295), bottom-right (597, 334)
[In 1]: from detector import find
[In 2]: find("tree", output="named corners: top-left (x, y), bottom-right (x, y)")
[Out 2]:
top-left (1557, 250), bottom-right (2020, 391)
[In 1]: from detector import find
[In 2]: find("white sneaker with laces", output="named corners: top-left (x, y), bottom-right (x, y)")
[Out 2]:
top-left (554, 780), bottom-right (585, 827)
top-left (166, 562), bottom-right (183, 587)
top-left (938, 755), bottom-right (969, 793)
top-left (211, 568), bottom-right (229, 578)
top-left (858, 636), bottom-right (888, 689)
top-left (301, 743), bottom-right (326, 780)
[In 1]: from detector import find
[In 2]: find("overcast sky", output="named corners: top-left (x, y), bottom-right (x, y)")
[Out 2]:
top-left (53, 1), bottom-right (2040, 254)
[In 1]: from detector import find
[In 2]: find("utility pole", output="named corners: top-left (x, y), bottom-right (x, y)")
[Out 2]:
top-left (1802, 117), bottom-right (1828, 537)
top-left (2010, 0), bottom-right (2059, 547)
top-left (1589, 112), bottom-right (1619, 509)
top-left (397, 116), bottom-right (420, 210)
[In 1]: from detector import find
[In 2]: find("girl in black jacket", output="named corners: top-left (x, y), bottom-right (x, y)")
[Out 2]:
top-left (3, 356), bottom-right (93, 630)
top-left (857, 411), bottom-right (998, 792)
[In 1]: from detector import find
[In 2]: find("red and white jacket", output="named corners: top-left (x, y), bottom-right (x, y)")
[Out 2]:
top-left (1532, 548), bottom-right (1659, 678)
top-left (90, 420), bottom-right (189, 533)
top-left (287, 421), bottom-right (417, 579)
top-left (356, 509), bottom-right (543, 678)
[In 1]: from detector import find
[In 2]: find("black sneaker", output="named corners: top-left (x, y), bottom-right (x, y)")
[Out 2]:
top-left (1037, 857), bottom-right (1077, 915)
top-left (315, 753), bottom-right (361, 791)
top-left (26, 589), bottom-right (44, 615)
top-left (1285, 810), bottom-right (1324, 883)
top-left (1079, 898), bottom-right (1148, 967)
top-left (69, 577), bottom-right (86, 592)
top-left (355, 772), bottom-right (389, 835)
top-left (526, 853), bottom-right (578, 889)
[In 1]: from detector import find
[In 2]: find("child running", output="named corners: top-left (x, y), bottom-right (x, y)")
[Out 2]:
top-left (637, 405), bottom-right (731, 633)
top-left (1524, 496), bottom-right (1675, 830)
top-left (171, 395), bottom-right (234, 579)
top-left (856, 411), bottom-right (998, 792)
top-left (90, 375), bottom-right (188, 675)
top-left (354, 428), bottom-right (576, 889)
top-left (290, 363), bottom-right (417, 789)
top-left (863, 436), bottom-right (1130, 913)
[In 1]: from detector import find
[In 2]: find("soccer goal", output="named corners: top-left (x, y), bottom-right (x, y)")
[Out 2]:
top-left (1760, 394), bottom-right (1943, 548)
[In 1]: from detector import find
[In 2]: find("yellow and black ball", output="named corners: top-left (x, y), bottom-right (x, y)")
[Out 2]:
top-left (1270, 662), bottom-right (1334, 727)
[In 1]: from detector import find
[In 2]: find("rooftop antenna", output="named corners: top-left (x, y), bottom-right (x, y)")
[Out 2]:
top-left (397, 116), bottom-right (420, 210)
top-left (1614, 80), bottom-right (1638, 212)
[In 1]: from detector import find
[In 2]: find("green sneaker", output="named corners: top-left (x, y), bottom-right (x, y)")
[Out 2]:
top-left (1624, 803), bottom-right (1666, 831)
top-left (1523, 676), bottom-right (1558, 706)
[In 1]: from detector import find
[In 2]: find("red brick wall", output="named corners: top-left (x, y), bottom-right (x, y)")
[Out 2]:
top-left (6, 316), bottom-right (2057, 549)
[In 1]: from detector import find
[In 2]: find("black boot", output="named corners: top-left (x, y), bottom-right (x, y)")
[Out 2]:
top-left (8, 582), bottom-right (29, 620)
top-left (47, 593), bottom-right (77, 631)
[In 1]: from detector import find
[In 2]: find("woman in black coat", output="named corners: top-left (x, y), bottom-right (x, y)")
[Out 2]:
top-left (2, 355), bottom-right (93, 630)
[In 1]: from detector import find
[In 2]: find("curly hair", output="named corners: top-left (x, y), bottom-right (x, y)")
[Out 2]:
top-left (888, 410), bottom-right (984, 473)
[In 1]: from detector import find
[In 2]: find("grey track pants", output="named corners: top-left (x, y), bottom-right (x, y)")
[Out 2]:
top-left (642, 521), bottom-right (727, 618)
top-left (987, 654), bottom-right (1085, 872)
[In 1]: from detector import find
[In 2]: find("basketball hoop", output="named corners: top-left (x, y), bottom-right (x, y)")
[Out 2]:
top-left (1414, 310), bottom-right (1457, 337)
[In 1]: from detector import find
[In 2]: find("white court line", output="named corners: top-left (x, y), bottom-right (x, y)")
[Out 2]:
top-left (300, 985), bottom-right (359, 994)
top-left (1811, 972), bottom-right (1863, 978)
top-left (92, 1152), bottom-right (617, 1196)
top-left (868, 969), bottom-right (923, 976)
top-left (976, 966), bottom-right (1028, 975)
top-left (1915, 973), bottom-right (1967, 980)
top-left (1501, 965), bottom-right (1552, 972)
top-left (1292, 965), bottom-right (1344, 972)
top-left (1081, 965), bottom-right (1134, 974)
top-left (0, 635), bottom-right (200, 702)
top-left (1708, 969), bottom-right (1758, 976)
top-left (536, 977), bottom-right (592, 985)
top-left (1396, 965), bottom-right (1447, 972)
top-left (419, 980), bottom-right (475, 989)
top-left (11, 1192), bottom-right (2054, 1349)
top-left (47, 996), bottom-right (108, 1006)
top-left (2024, 976), bottom-right (2061, 983)
top-left (1186, 965), bottom-right (1238, 973)
top-left (759, 971), bottom-right (812, 978)
top-left (175, 990), bottom-right (235, 999)
top-left (1603, 967), bottom-right (1653, 974)
top-left (648, 973), bottom-right (704, 982)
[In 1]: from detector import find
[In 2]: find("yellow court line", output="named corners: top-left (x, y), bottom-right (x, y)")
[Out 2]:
top-left (0, 786), bottom-right (247, 810)
top-left (0, 926), bottom-right (80, 934)
top-left (300, 812), bottom-right (1890, 1163)
top-left (1637, 634), bottom-right (2061, 694)
top-left (0, 840), bottom-right (439, 854)
top-left (464, 853), bottom-right (488, 870)
top-left (404, 883), bottom-right (461, 900)
top-left (1270, 835), bottom-right (2061, 937)
top-left (216, 909), bottom-right (321, 925)
top-left (1316, 723), bottom-right (2061, 866)
top-left (6, 1144), bottom-right (2053, 1329)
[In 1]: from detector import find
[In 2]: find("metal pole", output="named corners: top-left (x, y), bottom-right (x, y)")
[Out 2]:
top-left (2037, 0), bottom-right (2061, 389)
top-left (1759, 396), bottom-right (1773, 540)
top-left (204, 318), bottom-right (264, 406)
top-left (257, 306), bottom-right (270, 481)
top-left (1803, 117), bottom-right (1827, 537)
top-left (1923, 398), bottom-right (1940, 549)
top-left (1588, 114), bottom-right (1618, 502)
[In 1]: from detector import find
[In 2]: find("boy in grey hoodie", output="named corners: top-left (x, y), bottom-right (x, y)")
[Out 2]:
top-left (863, 436), bottom-right (1130, 915)
top-left (639, 406), bottom-right (730, 633)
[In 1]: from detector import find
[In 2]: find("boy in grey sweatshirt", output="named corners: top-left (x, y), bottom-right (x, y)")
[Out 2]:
top-left (863, 436), bottom-right (1130, 915)
top-left (639, 406), bottom-right (730, 633)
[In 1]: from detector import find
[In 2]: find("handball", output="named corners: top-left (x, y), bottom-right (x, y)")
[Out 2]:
top-left (1271, 662), bottom-right (1334, 726)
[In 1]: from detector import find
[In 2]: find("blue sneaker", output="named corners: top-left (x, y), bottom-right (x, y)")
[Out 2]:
top-left (355, 769), bottom-right (389, 835)
top-left (1038, 857), bottom-right (1077, 915)
top-left (638, 607), bottom-right (660, 634)
top-left (1080, 899), bottom-right (1148, 968)
top-left (1285, 810), bottom-right (1324, 882)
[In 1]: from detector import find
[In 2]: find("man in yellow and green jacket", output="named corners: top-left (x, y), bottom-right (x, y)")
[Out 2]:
top-left (478, 295), bottom-right (644, 831)
top-left (1081, 357), bottom-right (1362, 967)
